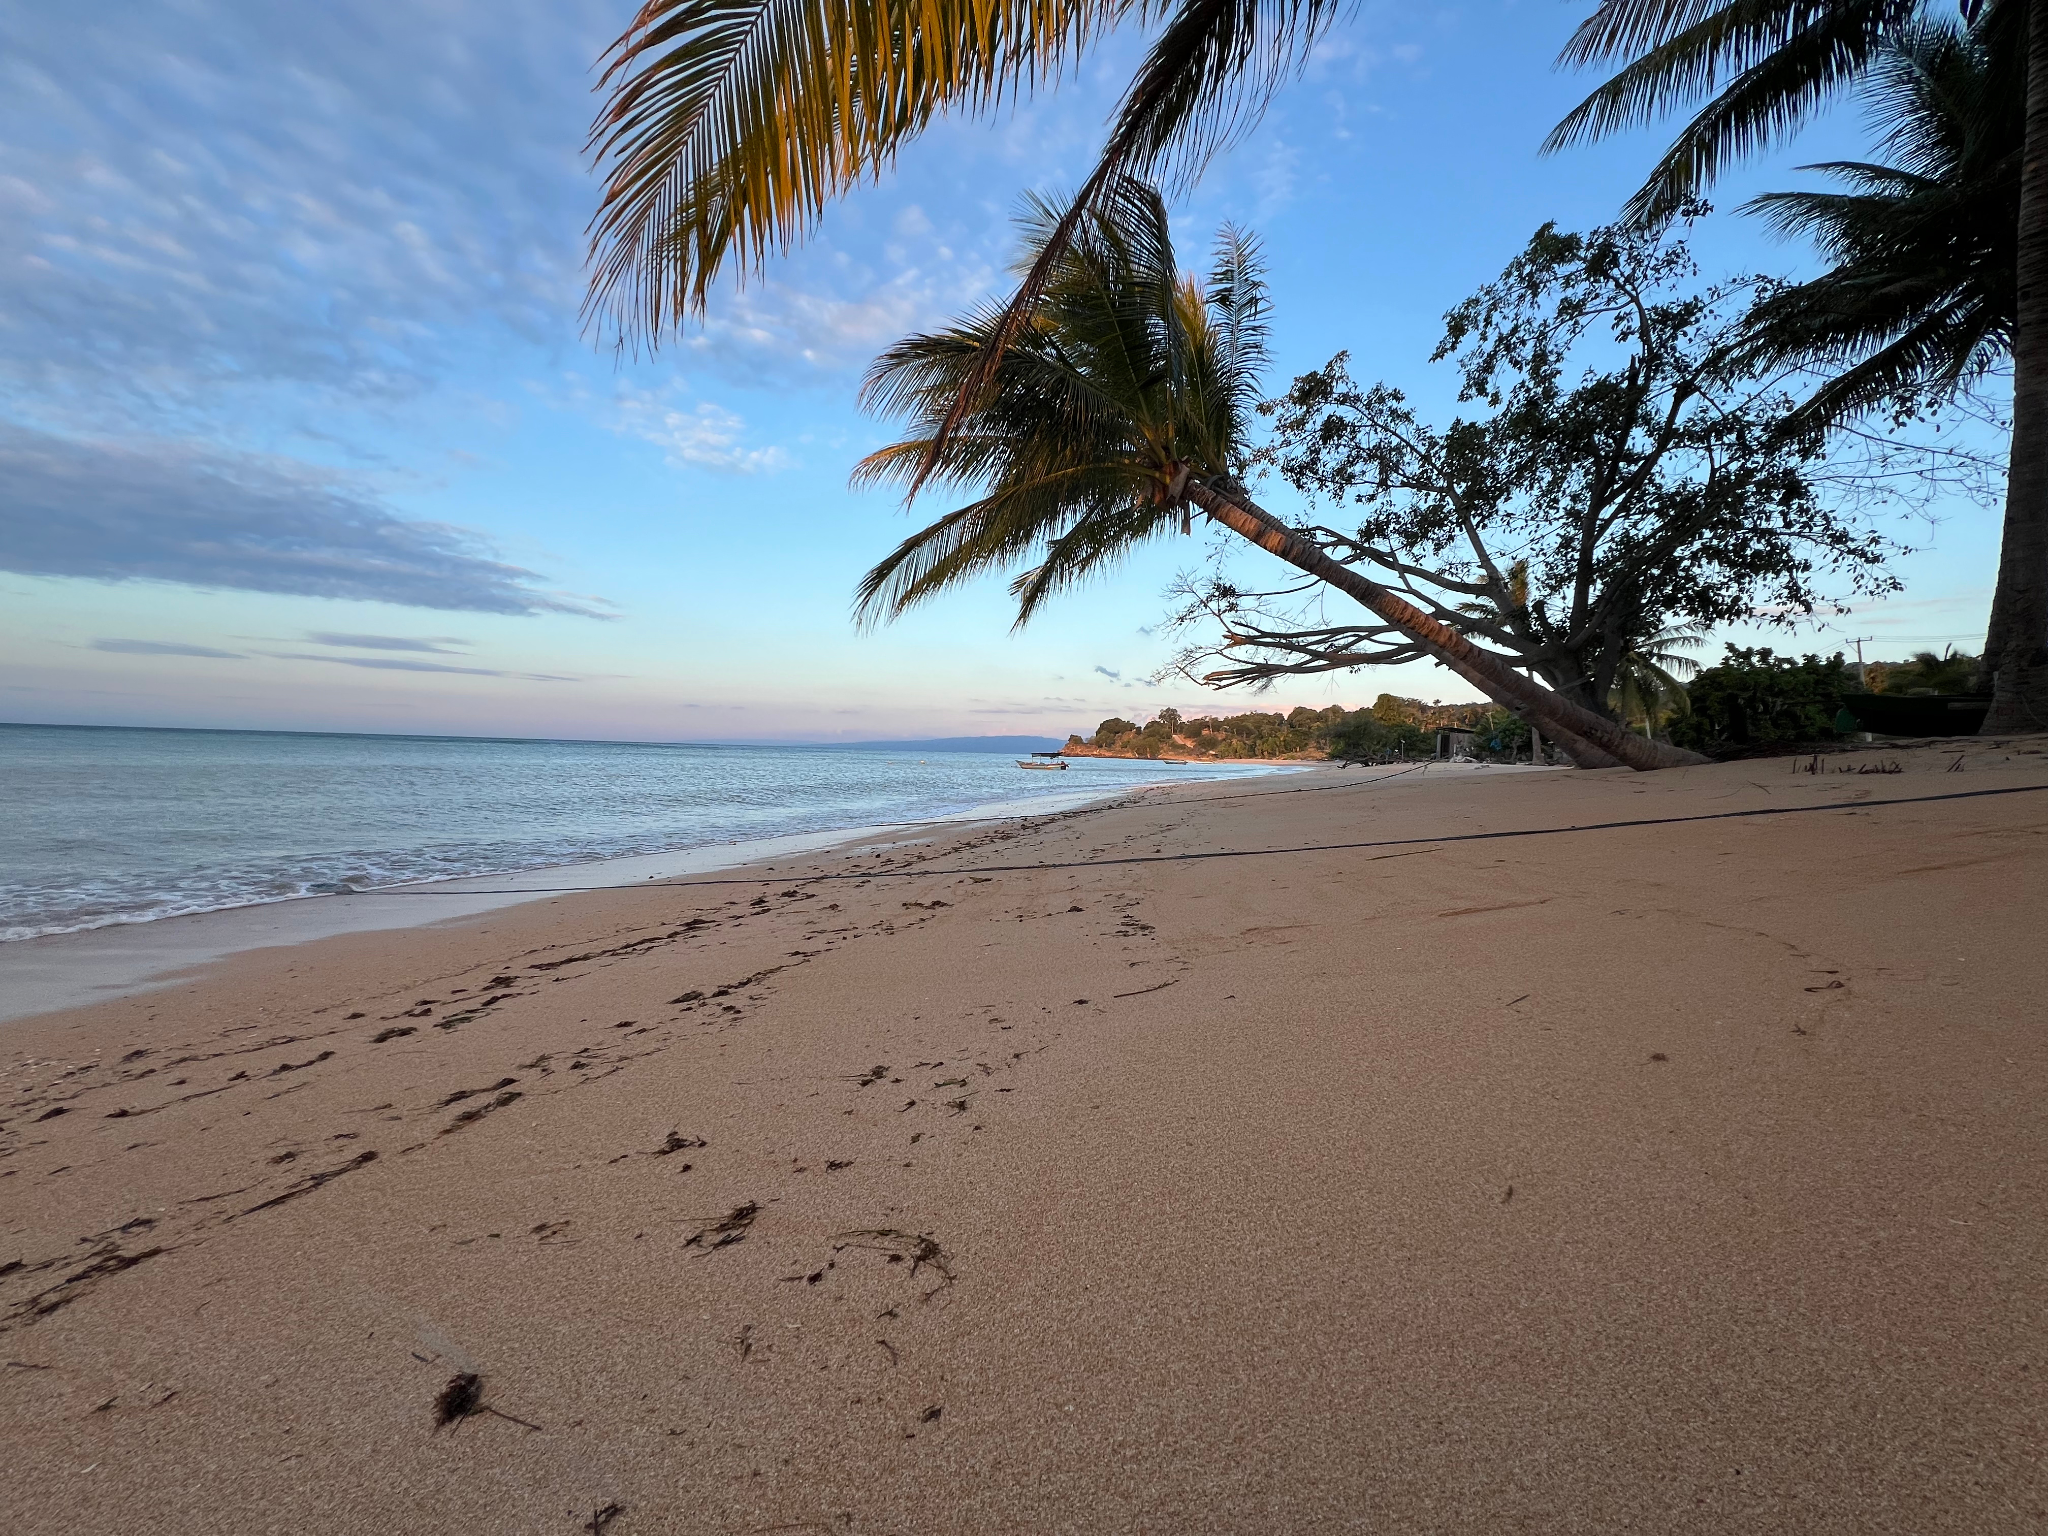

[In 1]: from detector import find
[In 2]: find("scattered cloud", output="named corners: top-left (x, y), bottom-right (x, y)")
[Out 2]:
top-left (89, 638), bottom-right (244, 659)
top-left (610, 388), bottom-right (790, 474)
top-left (1252, 136), bottom-right (1302, 219)
top-left (0, 0), bottom-right (610, 429)
top-left (263, 652), bottom-right (578, 681)
top-left (675, 245), bottom-right (1002, 385)
top-left (1093, 665), bottom-right (1122, 680)
top-left (304, 632), bottom-right (469, 653)
top-left (0, 422), bottom-right (608, 616)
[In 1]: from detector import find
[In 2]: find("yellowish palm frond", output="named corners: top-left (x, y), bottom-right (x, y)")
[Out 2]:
top-left (588, 0), bottom-right (1342, 374)
top-left (587, 0), bottom-right (1131, 341)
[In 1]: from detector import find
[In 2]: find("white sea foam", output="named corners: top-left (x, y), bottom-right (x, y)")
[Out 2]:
top-left (1, 727), bottom-right (1286, 942)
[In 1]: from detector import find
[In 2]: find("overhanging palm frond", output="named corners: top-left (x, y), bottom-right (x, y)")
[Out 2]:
top-left (1544, 0), bottom-right (1918, 224)
top-left (912, 0), bottom-right (1342, 484)
top-left (587, 0), bottom-right (1345, 351)
top-left (586, 0), bottom-right (1131, 340)
top-left (1730, 15), bottom-right (2018, 430)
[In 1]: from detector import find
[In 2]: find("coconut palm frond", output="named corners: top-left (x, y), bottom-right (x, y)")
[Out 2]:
top-left (1631, 623), bottom-right (1708, 677)
top-left (1730, 15), bottom-right (2019, 431)
top-left (852, 177), bottom-right (1268, 629)
top-left (1609, 623), bottom-right (1706, 733)
top-left (1007, 498), bottom-right (1183, 623)
top-left (1545, 0), bottom-right (1920, 224)
top-left (1201, 221), bottom-right (1272, 449)
top-left (587, 0), bottom-right (1343, 350)
top-left (586, 0), bottom-right (1134, 340)
top-left (913, 10), bottom-right (1329, 485)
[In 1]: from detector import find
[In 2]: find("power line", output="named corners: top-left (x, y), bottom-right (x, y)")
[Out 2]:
top-left (306, 763), bottom-right (1429, 899)
top-left (340, 780), bottom-right (2047, 894)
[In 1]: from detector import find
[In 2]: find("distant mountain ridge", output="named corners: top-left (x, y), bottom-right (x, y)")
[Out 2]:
top-left (831, 735), bottom-right (1066, 752)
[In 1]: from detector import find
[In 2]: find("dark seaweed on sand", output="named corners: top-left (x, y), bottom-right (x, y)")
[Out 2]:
top-left (683, 1202), bottom-right (759, 1251)
top-left (434, 1372), bottom-right (483, 1426)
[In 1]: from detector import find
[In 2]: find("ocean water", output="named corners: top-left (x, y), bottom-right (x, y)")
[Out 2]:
top-left (0, 725), bottom-right (1283, 942)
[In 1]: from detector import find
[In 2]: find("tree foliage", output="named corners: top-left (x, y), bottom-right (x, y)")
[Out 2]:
top-left (1865, 646), bottom-right (1983, 691)
top-left (1076, 695), bottom-right (1541, 760)
top-left (1668, 645), bottom-right (1856, 751)
top-left (1205, 218), bottom-right (1898, 719)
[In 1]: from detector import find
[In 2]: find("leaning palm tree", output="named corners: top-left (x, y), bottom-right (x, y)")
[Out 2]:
top-left (1546, 0), bottom-right (2045, 729)
top-left (853, 181), bottom-right (1706, 769)
top-left (1736, 19), bottom-right (2018, 431)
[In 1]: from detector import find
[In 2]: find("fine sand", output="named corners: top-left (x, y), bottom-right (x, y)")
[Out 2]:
top-left (3, 742), bottom-right (2046, 1534)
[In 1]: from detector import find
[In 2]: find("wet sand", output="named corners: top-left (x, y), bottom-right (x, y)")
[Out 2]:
top-left (3, 743), bottom-right (2046, 1533)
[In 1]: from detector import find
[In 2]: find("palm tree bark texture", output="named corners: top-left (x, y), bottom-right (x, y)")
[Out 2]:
top-left (1986, 0), bottom-right (2048, 730)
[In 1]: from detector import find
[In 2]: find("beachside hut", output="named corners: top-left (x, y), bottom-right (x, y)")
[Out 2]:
top-left (1435, 727), bottom-right (1475, 760)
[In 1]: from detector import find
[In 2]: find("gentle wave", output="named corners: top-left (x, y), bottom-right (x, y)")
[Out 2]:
top-left (1, 726), bottom-right (1284, 941)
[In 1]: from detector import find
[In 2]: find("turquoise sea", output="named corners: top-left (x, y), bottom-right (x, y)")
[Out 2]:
top-left (0, 724), bottom-right (1282, 942)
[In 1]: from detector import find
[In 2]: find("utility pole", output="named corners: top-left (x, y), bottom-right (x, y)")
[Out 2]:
top-left (1847, 636), bottom-right (1877, 687)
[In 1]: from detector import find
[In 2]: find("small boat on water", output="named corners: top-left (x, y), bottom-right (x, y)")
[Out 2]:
top-left (1017, 759), bottom-right (1068, 770)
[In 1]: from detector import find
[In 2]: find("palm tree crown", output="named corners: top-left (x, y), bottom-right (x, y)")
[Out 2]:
top-left (1736, 16), bottom-right (2020, 428)
top-left (852, 178), bottom-right (1269, 626)
top-left (1608, 624), bottom-right (1705, 735)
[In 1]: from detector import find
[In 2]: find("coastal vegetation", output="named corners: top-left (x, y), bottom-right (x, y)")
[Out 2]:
top-left (1186, 218), bottom-right (1894, 722)
top-left (1547, 0), bottom-right (2044, 732)
top-left (1066, 697), bottom-right (1487, 760)
top-left (585, 0), bottom-right (2045, 758)
top-left (1864, 645), bottom-right (1985, 691)
top-left (1669, 647), bottom-right (1862, 752)
top-left (1075, 640), bottom-right (1981, 762)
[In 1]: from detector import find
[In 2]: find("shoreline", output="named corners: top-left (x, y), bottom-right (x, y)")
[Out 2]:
top-left (4, 742), bottom-right (2045, 1532)
top-left (0, 764), bottom-right (1290, 1025)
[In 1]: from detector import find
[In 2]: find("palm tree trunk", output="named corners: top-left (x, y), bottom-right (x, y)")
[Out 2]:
top-left (1984, 0), bottom-right (2048, 733)
top-left (1181, 479), bottom-right (1709, 770)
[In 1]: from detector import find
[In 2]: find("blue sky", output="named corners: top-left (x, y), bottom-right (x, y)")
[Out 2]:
top-left (0, 0), bottom-right (2004, 743)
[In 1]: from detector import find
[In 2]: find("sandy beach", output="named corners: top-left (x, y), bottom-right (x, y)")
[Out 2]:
top-left (4, 743), bottom-right (2047, 1533)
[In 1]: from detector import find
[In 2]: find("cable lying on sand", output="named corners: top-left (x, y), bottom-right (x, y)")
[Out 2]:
top-left (334, 781), bottom-right (2048, 896)
top-left (305, 765), bottom-right (1430, 898)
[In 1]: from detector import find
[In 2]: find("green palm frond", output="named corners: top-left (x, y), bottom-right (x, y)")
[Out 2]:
top-left (1545, 0), bottom-right (1920, 224)
top-left (1730, 14), bottom-right (2018, 430)
top-left (1609, 623), bottom-right (1705, 732)
top-left (852, 177), bottom-right (1266, 629)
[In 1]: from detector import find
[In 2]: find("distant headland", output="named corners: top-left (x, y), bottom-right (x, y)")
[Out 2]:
top-left (1061, 696), bottom-right (1507, 762)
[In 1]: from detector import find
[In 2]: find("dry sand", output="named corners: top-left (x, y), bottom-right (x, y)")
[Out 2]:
top-left (3, 742), bottom-right (2046, 1534)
